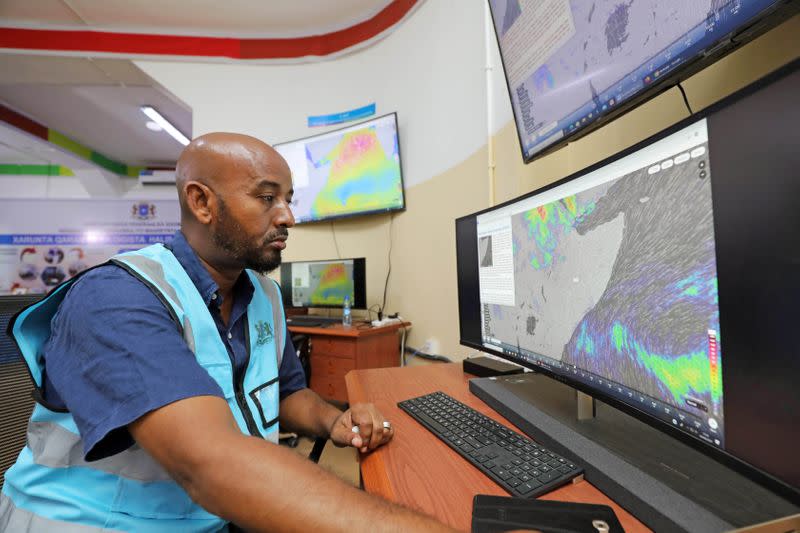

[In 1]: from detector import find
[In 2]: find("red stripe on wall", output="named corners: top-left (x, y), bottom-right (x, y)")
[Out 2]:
top-left (0, 0), bottom-right (417, 60)
top-left (0, 103), bottom-right (48, 140)
top-left (0, 28), bottom-right (241, 58)
top-left (240, 0), bottom-right (417, 59)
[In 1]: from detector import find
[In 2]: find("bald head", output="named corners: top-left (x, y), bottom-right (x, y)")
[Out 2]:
top-left (175, 132), bottom-right (295, 276)
top-left (175, 132), bottom-right (290, 215)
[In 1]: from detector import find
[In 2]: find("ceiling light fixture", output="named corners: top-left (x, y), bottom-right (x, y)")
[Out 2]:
top-left (140, 106), bottom-right (190, 146)
top-left (145, 121), bottom-right (163, 132)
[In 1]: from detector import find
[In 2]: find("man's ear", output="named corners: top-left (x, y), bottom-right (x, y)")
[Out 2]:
top-left (184, 181), bottom-right (215, 225)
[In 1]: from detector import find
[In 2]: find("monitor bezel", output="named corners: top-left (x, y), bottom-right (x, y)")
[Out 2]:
top-left (456, 58), bottom-right (800, 504)
top-left (279, 257), bottom-right (367, 310)
top-left (487, 0), bottom-right (800, 164)
top-left (273, 112), bottom-right (406, 225)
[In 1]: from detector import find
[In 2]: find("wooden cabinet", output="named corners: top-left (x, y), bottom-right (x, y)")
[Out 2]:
top-left (287, 321), bottom-right (408, 403)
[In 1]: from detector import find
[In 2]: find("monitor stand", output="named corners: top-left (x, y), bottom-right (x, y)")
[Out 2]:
top-left (469, 373), bottom-right (799, 532)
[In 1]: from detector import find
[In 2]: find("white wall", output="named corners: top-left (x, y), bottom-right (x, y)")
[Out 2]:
top-left (120, 180), bottom-right (178, 200)
top-left (0, 175), bottom-right (90, 198)
top-left (0, 173), bottom-right (176, 200)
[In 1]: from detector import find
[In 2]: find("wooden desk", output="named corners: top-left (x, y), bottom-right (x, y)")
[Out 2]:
top-left (288, 321), bottom-right (408, 403)
top-left (346, 363), bottom-right (649, 532)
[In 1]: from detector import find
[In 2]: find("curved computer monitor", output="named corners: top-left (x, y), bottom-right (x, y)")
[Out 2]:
top-left (279, 258), bottom-right (366, 310)
top-left (274, 113), bottom-right (405, 224)
top-left (456, 59), bottom-right (800, 502)
top-left (488, 0), bottom-right (799, 163)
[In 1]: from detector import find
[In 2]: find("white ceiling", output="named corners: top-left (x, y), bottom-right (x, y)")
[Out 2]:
top-left (0, 54), bottom-right (191, 167)
top-left (0, 0), bottom-right (394, 38)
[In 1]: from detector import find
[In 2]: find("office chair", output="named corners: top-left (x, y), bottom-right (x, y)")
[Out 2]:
top-left (0, 295), bottom-right (42, 489)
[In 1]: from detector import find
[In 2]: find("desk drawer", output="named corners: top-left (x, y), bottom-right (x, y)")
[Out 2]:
top-left (311, 336), bottom-right (356, 359)
top-left (309, 374), bottom-right (349, 403)
top-left (310, 354), bottom-right (355, 378)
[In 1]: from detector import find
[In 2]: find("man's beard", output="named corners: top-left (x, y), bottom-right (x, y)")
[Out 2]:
top-left (212, 198), bottom-right (287, 275)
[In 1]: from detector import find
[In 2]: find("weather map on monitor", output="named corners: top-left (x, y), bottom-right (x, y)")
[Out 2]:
top-left (275, 114), bottom-right (405, 224)
top-left (477, 119), bottom-right (724, 447)
top-left (489, 0), bottom-right (787, 161)
top-left (290, 260), bottom-right (355, 307)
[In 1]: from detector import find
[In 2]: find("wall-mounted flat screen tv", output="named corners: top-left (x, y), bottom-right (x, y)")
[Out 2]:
top-left (274, 113), bottom-right (405, 224)
top-left (488, 0), bottom-right (799, 163)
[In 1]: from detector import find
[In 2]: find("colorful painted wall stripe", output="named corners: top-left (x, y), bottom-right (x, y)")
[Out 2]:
top-left (0, 1), bottom-right (418, 61)
top-left (0, 103), bottom-right (144, 178)
top-left (0, 164), bottom-right (73, 176)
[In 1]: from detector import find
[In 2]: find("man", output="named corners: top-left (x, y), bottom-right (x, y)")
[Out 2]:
top-left (1, 133), bottom-right (454, 532)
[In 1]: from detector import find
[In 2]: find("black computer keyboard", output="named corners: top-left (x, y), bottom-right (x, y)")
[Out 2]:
top-left (286, 315), bottom-right (342, 327)
top-left (398, 391), bottom-right (583, 498)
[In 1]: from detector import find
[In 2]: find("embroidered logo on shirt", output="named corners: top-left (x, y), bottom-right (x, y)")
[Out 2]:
top-left (255, 321), bottom-right (273, 346)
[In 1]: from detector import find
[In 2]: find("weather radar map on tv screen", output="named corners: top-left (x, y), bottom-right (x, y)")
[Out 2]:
top-left (275, 113), bottom-right (404, 224)
top-left (489, 0), bottom-right (788, 162)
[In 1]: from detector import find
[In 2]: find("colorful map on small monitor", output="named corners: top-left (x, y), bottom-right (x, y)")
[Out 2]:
top-left (309, 262), bottom-right (353, 306)
top-left (290, 259), bottom-right (355, 307)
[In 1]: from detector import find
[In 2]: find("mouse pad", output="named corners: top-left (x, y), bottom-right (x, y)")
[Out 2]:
top-left (472, 495), bottom-right (624, 533)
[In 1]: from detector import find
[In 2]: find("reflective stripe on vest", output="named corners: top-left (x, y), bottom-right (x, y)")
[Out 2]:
top-left (0, 493), bottom-right (108, 533)
top-left (2, 243), bottom-right (286, 532)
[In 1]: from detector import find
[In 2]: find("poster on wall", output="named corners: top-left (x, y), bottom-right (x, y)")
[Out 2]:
top-left (0, 199), bottom-right (180, 295)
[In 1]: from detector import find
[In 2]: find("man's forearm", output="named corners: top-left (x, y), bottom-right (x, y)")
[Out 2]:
top-left (279, 388), bottom-right (342, 438)
top-left (190, 432), bottom-right (455, 533)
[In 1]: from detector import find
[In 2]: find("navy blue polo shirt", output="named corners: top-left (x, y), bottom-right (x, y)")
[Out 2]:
top-left (40, 231), bottom-right (306, 461)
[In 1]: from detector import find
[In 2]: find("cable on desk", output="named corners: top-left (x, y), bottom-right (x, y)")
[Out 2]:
top-left (404, 345), bottom-right (452, 363)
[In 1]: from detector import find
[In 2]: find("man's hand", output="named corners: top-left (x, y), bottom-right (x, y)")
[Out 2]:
top-left (329, 402), bottom-right (393, 453)
top-left (278, 390), bottom-right (393, 453)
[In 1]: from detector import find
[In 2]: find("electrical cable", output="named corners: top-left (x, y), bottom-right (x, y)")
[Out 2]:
top-left (380, 213), bottom-right (394, 320)
top-left (367, 304), bottom-right (382, 322)
top-left (677, 83), bottom-right (694, 115)
top-left (404, 345), bottom-right (452, 363)
top-left (400, 326), bottom-right (407, 366)
top-left (330, 220), bottom-right (341, 259)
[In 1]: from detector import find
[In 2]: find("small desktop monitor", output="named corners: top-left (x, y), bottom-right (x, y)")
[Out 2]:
top-left (488, 0), bottom-right (799, 163)
top-left (279, 258), bottom-right (366, 309)
top-left (274, 113), bottom-right (405, 224)
top-left (456, 59), bottom-right (800, 502)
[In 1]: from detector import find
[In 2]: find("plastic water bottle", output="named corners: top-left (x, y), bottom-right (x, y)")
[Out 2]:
top-left (342, 295), bottom-right (352, 328)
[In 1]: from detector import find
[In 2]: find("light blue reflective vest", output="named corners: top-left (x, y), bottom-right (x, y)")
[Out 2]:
top-left (0, 244), bottom-right (286, 532)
